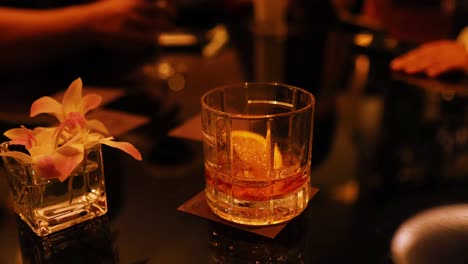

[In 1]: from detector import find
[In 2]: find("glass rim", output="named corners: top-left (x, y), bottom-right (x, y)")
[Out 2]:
top-left (201, 82), bottom-right (315, 119)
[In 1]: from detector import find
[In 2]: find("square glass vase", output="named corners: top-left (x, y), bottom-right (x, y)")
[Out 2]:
top-left (1, 143), bottom-right (108, 237)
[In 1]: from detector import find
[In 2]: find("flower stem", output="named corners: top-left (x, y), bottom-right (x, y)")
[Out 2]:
top-left (39, 185), bottom-right (46, 207)
top-left (68, 176), bottom-right (74, 204)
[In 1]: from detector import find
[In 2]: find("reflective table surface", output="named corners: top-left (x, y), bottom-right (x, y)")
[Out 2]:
top-left (0, 3), bottom-right (468, 263)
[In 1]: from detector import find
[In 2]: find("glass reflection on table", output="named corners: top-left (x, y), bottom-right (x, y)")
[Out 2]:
top-left (208, 208), bottom-right (310, 264)
top-left (17, 215), bottom-right (117, 264)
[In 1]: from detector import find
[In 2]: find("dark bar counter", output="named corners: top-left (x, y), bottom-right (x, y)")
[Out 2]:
top-left (0, 2), bottom-right (467, 263)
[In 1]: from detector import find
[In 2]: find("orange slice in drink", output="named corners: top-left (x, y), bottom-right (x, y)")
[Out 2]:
top-left (231, 130), bottom-right (283, 179)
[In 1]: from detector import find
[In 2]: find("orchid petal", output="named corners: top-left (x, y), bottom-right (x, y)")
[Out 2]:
top-left (30, 96), bottom-right (63, 121)
top-left (34, 156), bottom-right (60, 179)
top-left (0, 151), bottom-right (33, 163)
top-left (86, 119), bottom-right (109, 135)
top-left (61, 129), bottom-right (86, 146)
top-left (62, 112), bottom-right (87, 130)
top-left (83, 133), bottom-right (106, 149)
top-left (33, 126), bottom-right (56, 137)
top-left (88, 133), bottom-right (106, 141)
top-left (62, 78), bottom-right (83, 115)
top-left (30, 127), bottom-right (57, 151)
top-left (34, 144), bottom-right (84, 182)
top-left (55, 144), bottom-right (84, 181)
top-left (28, 129), bottom-right (57, 158)
top-left (100, 139), bottom-right (142, 160)
top-left (4, 126), bottom-right (32, 139)
top-left (4, 126), bottom-right (36, 148)
top-left (57, 143), bottom-right (84, 157)
top-left (82, 94), bottom-right (102, 114)
top-left (32, 127), bottom-right (56, 143)
top-left (29, 144), bottom-right (54, 159)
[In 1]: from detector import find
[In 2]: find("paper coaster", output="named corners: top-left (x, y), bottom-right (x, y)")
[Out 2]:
top-left (177, 187), bottom-right (319, 238)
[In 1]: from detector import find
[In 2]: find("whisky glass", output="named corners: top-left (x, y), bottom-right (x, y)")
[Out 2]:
top-left (201, 83), bottom-right (315, 225)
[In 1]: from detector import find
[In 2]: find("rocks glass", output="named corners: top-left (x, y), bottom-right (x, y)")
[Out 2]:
top-left (201, 83), bottom-right (315, 225)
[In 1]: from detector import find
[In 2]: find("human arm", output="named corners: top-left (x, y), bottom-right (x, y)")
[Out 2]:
top-left (0, 5), bottom-right (91, 71)
top-left (0, 0), bottom-right (173, 72)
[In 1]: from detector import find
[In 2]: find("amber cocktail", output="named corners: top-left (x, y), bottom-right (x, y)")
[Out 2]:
top-left (201, 83), bottom-right (315, 225)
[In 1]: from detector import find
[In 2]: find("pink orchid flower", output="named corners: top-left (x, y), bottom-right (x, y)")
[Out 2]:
top-left (0, 77), bottom-right (142, 182)
top-left (30, 78), bottom-right (109, 135)
top-left (0, 126), bottom-right (83, 182)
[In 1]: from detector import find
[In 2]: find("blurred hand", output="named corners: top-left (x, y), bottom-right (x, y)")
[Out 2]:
top-left (87, 0), bottom-right (175, 48)
top-left (390, 40), bottom-right (468, 78)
